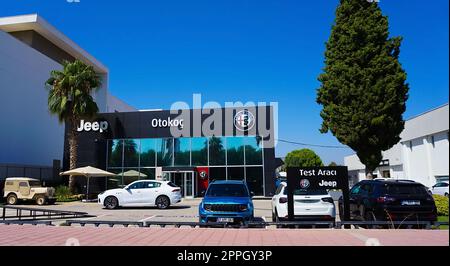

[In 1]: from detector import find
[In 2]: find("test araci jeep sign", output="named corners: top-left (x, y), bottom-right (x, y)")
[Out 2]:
top-left (286, 166), bottom-right (350, 221)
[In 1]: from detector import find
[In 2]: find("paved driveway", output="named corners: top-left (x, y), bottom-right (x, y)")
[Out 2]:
top-left (2, 198), bottom-right (276, 224)
top-left (0, 224), bottom-right (447, 246)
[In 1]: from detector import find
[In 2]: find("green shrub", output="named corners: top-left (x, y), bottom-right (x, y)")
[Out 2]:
top-left (55, 185), bottom-right (82, 202)
top-left (433, 194), bottom-right (449, 216)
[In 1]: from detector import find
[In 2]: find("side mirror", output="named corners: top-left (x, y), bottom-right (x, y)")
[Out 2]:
top-left (250, 191), bottom-right (255, 197)
top-left (200, 190), bottom-right (206, 197)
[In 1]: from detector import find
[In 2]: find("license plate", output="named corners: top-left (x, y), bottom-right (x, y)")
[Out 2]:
top-left (401, 200), bottom-right (420, 206)
top-left (217, 218), bottom-right (234, 223)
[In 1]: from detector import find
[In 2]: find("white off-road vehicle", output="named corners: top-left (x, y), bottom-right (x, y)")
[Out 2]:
top-left (3, 177), bottom-right (56, 205)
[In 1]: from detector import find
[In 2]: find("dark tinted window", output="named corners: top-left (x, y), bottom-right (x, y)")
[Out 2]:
top-left (350, 184), bottom-right (362, 195)
top-left (28, 181), bottom-right (41, 187)
top-left (128, 182), bottom-right (145, 189)
top-left (275, 185), bottom-right (283, 195)
top-left (19, 182), bottom-right (28, 187)
top-left (382, 184), bottom-right (428, 195)
top-left (436, 183), bottom-right (449, 187)
top-left (167, 182), bottom-right (178, 187)
top-left (206, 184), bottom-right (249, 197)
top-left (283, 188), bottom-right (328, 196)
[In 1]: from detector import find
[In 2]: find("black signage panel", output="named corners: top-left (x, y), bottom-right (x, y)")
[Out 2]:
top-left (286, 167), bottom-right (350, 222)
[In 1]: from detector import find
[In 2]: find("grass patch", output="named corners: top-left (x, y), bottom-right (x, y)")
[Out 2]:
top-left (437, 216), bottom-right (449, 230)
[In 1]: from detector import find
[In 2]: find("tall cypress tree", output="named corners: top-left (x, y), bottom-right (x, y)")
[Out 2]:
top-left (317, 0), bottom-right (409, 178)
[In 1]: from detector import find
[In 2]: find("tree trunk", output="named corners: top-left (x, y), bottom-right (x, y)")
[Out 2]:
top-left (365, 167), bottom-right (374, 180)
top-left (68, 120), bottom-right (78, 194)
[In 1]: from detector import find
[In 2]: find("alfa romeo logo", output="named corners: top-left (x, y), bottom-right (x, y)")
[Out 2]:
top-left (199, 171), bottom-right (207, 179)
top-left (299, 179), bottom-right (310, 189)
top-left (234, 109), bottom-right (255, 131)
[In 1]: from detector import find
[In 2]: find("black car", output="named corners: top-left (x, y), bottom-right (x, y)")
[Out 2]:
top-left (339, 179), bottom-right (437, 223)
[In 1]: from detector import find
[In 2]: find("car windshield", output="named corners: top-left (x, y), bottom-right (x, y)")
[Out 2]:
top-left (382, 184), bottom-right (428, 195)
top-left (28, 181), bottom-right (42, 187)
top-left (283, 188), bottom-right (328, 196)
top-left (206, 184), bottom-right (249, 197)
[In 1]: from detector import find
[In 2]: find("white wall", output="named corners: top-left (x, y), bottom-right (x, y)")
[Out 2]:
top-left (0, 30), bottom-right (110, 166)
top-left (0, 30), bottom-right (64, 166)
top-left (429, 131), bottom-right (449, 178)
top-left (401, 131), bottom-right (449, 187)
top-left (344, 104), bottom-right (449, 187)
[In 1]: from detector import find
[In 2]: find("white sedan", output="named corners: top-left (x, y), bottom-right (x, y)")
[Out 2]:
top-left (431, 181), bottom-right (449, 197)
top-left (271, 182), bottom-right (336, 223)
top-left (98, 180), bottom-right (182, 209)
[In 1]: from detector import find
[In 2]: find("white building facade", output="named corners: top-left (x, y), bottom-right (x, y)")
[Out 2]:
top-left (0, 14), bottom-right (135, 174)
top-left (345, 103), bottom-right (449, 188)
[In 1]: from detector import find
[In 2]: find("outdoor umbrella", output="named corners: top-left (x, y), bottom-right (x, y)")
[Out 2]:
top-left (60, 166), bottom-right (116, 201)
top-left (116, 170), bottom-right (147, 187)
top-left (118, 169), bottom-right (147, 178)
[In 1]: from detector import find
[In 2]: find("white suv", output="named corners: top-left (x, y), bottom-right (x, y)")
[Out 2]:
top-left (431, 181), bottom-right (449, 196)
top-left (271, 182), bottom-right (336, 223)
top-left (98, 180), bottom-right (182, 209)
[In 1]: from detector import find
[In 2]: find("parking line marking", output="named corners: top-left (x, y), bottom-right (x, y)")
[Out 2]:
top-left (261, 216), bottom-right (267, 229)
top-left (139, 215), bottom-right (156, 222)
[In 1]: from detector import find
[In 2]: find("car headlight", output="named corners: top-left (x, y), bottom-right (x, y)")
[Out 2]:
top-left (203, 203), bottom-right (212, 211)
top-left (239, 204), bottom-right (248, 211)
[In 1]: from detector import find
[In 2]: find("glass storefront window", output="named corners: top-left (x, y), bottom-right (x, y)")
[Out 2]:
top-left (156, 138), bottom-right (173, 166)
top-left (106, 168), bottom-right (124, 189)
top-left (209, 137), bottom-right (226, 166)
top-left (209, 167), bottom-right (226, 180)
top-left (227, 167), bottom-right (245, 180)
top-left (245, 136), bottom-right (263, 165)
top-left (246, 167), bottom-right (264, 196)
top-left (191, 137), bottom-right (208, 166)
top-left (174, 138), bottom-right (191, 166)
top-left (226, 137), bottom-right (244, 165)
top-left (123, 139), bottom-right (140, 167)
top-left (121, 168), bottom-right (140, 185)
top-left (139, 168), bottom-right (156, 180)
top-left (140, 139), bottom-right (156, 167)
top-left (108, 140), bottom-right (123, 168)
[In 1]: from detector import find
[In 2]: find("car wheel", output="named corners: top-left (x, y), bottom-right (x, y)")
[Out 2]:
top-left (104, 196), bottom-right (119, 209)
top-left (35, 196), bottom-right (46, 206)
top-left (156, 195), bottom-right (170, 209)
top-left (7, 194), bottom-right (18, 205)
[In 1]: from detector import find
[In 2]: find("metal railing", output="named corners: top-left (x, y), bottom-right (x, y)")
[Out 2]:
top-left (0, 220), bottom-right (53, 226)
top-left (63, 219), bottom-right (448, 229)
top-left (65, 220), bottom-right (145, 227)
top-left (1, 205), bottom-right (92, 221)
top-left (335, 221), bottom-right (449, 229)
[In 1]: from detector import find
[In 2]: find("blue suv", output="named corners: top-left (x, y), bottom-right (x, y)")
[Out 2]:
top-left (199, 180), bottom-right (254, 225)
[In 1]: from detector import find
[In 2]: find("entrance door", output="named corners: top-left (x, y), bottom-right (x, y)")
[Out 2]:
top-left (165, 171), bottom-right (195, 198)
top-left (184, 172), bottom-right (194, 198)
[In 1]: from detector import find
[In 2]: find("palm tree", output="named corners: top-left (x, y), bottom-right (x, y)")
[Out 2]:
top-left (46, 60), bottom-right (102, 193)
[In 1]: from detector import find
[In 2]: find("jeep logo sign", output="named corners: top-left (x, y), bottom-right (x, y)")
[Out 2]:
top-left (318, 180), bottom-right (338, 188)
top-left (77, 120), bottom-right (108, 133)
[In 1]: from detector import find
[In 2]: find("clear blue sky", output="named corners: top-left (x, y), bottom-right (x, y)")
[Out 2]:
top-left (2, 0), bottom-right (448, 164)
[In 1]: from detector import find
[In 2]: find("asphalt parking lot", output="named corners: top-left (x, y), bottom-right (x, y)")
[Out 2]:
top-left (3, 191), bottom-right (345, 225)
top-left (3, 198), bottom-right (294, 225)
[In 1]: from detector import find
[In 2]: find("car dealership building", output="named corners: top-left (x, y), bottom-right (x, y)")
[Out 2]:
top-left (66, 106), bottom-right (279, 198)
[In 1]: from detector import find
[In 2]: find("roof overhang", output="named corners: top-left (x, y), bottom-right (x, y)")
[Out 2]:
top-left (0, 14), bottom-right (108, 74)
